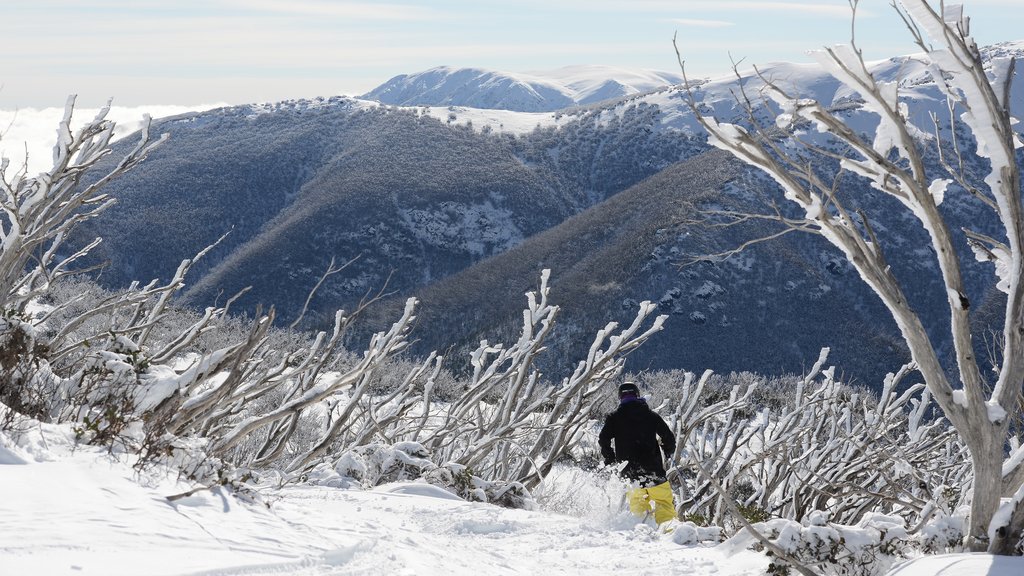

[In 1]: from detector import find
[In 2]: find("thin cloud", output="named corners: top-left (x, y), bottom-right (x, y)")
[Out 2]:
top-left (552, 0), bottom-right (862, 18)
top-left (669, 18), bottom-right (735, 28)
top-left (692, 1), bottom-right (860, 18)
top-left (225, 0), bottom-right (442, 21)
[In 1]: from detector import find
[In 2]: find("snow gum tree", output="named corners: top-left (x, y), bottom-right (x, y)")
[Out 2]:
top-left (0, 96), bottom-right (165, 313)
top-left (681, 1), bottom-right (1024, 554)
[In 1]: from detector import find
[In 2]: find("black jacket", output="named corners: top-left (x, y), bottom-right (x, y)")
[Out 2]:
top-left (598, 399), bottom-right (676, 483)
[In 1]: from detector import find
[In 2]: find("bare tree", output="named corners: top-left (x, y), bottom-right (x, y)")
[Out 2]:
top-left (0, 96), bottom-right (166, 315)
top-left (679, 1), bottom-right (1024, 553)
top-left (671, 352), bottom-right (962, 532)
top-left (405, 269), bottom-right (667, 489)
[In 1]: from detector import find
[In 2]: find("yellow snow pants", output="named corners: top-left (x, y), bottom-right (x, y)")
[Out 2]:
top-left (627, 481), bottom-right (676, 524)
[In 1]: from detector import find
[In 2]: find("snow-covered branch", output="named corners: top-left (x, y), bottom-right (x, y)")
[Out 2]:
top-left (0, 97), bottom-right (166, 315)
top-left (680, 0), bottom-right (1024, 553)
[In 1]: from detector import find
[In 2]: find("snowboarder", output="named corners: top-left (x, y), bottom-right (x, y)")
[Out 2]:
top-left (598, 381), bottom-right (677, 524)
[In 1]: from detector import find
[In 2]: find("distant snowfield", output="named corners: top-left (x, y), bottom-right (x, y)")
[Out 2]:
top-left (362, 64), bottom-right (683, 112)
top-left (419, 104), bottom-right (562, 134)
top-left (523, 64), bottom-right (684, 101)
top-left (3, 422), bottom-right (1022, 575)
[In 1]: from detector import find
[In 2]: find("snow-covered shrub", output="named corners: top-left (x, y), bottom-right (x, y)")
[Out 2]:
top-left (917, 511), bottom-right (966, 553)
top-left (669, 353), bottom-right (963, 535)
top-left (332, 442), bottom-right (435, 486)
top-left (423, 462), bottom-right (534, 509)
top-left (0, 311), bottom-right (56, 428)
top-left (131, 431), bottom-right (262, 504)
top-left (310, 441), bottom-right (536, 509)
top-left (721, 511), bottom-right (965, 576)
top-left (60, 335), bottom-right (150, 444)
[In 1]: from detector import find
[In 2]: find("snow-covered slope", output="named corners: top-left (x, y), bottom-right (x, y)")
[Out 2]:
top-left (0, 422), bottom-right (769, 575)
top-left (361, 64), bottom-right (684, 112)
top-left (4, 420), bottom-right (1024, 575)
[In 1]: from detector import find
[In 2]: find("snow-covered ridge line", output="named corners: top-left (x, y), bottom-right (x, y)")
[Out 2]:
top-left (6, 41), bottom-right (1022, 172)
top-left (360, 64), bottom-right (685, 112)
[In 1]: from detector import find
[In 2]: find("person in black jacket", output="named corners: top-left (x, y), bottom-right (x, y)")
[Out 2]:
top-left (599, 381), bottom-right (678, 524)
top-left (598, 381), bottom-right (676, 485)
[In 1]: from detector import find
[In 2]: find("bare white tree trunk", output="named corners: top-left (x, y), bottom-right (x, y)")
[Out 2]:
top-left (681, 0), bottom-right (1024, 553)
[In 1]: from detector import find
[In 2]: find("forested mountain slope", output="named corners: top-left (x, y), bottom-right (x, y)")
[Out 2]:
top-left (361, 149), bottom-right (909, 383)
top-left (72, 43), bottom-right (1024, 383)
top-left (76, 97), bottom-right (699, 328)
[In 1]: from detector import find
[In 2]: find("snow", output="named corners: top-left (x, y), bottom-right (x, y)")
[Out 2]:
top-left (0, 422), bottom-right (771, 576)
top-left (420, 105), bottom-right (562, 134)
top-left (887, 553), bottom-right (1024, 575)
top-left (951, 389), bottom-right (968, 409)
top-left (7, 421), bottom-right (1021, 576)
top-left (929, 178), bottom-right (951, 207)
top-left (526, 64), bottom-right (684, 103)
top-left (987, 399), bottom-right (1009, 424)
top-left (362, 64), bottom-right (683, 112)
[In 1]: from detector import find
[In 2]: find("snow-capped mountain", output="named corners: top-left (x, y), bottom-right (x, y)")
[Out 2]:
top-left (67, 41), bottom-right (1024, 384)
top-left (360, 65), bottom-right (684, 112)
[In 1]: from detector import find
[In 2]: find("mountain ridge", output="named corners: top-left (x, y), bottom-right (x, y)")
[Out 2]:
top-left (360, 65), bottom-right (684, 112)
top-left (68, 42), bottom-right (1024, 383)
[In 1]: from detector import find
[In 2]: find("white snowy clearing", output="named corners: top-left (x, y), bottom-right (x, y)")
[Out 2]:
top-left (3, 420), bottom-right (1022, 576)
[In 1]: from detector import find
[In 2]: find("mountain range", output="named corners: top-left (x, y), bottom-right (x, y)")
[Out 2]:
top-left (360, 65), bottom-right (685, 112)
top-left (70, 46), bottom-right (1024, 385)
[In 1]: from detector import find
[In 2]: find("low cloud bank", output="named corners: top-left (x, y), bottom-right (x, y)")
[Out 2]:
top-left (0, 103), bottom-right (225, 173)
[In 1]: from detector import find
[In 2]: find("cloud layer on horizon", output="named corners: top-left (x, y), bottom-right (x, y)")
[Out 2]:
top-left (0, 103), bottom-right (224, 174)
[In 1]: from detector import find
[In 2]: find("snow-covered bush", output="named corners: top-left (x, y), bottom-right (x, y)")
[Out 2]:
top-left (61, 335), bottom-right (149, 445)
top-left (721, 511), bottom-right (966, 576)
top-left (304, 441), bottom-right (535, 509)
top-left (0, 311), bottom-right (56, 428)
top-left (669, 352), bottom-right (964, 533)
top-left (329, 442), bottom-right (436, 487)
top-left (423, 462), bottom-right (535, 509)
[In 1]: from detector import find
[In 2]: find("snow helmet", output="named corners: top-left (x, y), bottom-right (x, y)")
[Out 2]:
top-left (618, 381), bottom-right (640, 399)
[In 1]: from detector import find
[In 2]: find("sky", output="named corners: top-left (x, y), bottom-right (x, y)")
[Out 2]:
top-left (2, 0), bottom-right (1023, 110)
